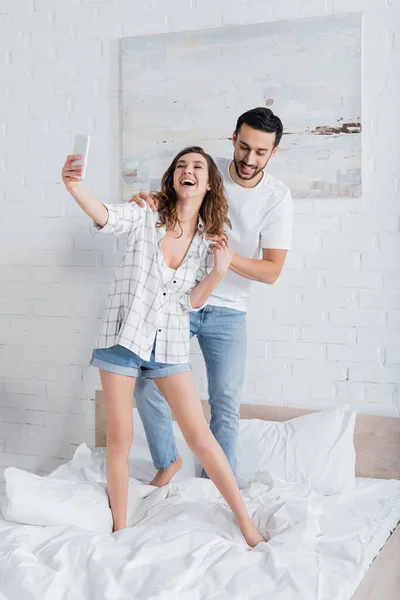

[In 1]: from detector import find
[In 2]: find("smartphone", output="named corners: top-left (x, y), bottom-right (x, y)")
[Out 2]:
top-left (72, 134), bottom-right (91, 179)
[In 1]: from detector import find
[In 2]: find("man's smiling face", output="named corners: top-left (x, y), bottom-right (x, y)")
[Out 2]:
top-left (232, 123), bottom-right (278, 182)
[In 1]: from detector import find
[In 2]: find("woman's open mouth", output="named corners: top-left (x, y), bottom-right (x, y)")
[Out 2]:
top-left (180, 178), bottom-right (196, 187)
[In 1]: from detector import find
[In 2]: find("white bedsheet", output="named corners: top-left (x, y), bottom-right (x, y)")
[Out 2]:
top-left (0, 446), bottom-right (399, 600)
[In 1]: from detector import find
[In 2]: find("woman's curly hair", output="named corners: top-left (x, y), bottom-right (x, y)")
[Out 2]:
top-left (153, 146), bottom-right (231, 237)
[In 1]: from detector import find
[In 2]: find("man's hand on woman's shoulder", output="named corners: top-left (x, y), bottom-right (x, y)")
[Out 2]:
top-left (125, 191), bottom-right (158, 212)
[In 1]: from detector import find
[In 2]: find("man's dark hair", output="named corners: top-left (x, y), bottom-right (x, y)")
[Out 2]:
top-left (235, 107), bottom-right (283, 148)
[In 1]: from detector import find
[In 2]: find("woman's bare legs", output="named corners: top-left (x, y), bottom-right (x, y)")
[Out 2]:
top-left (154, 372), bottom-right (265, 547)
top-left (99, 369), bottom-right (136, 532)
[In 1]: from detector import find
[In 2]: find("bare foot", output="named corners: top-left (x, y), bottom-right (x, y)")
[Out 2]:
top-left (240, 521), bottom-right (268, 548)
top-left (149, 455), bottom-right (183, 487)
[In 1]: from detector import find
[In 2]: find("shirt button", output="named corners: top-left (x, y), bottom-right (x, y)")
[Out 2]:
top-left (159, 329), bottom-right (161, 332)
top-left (173, 280), bottom-right (176, 284)
top-left (163, 292), bottom-right (166, 296)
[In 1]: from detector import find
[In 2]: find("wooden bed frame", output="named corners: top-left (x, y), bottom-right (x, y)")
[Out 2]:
top-left (95, 392), bottom-right (400, 599)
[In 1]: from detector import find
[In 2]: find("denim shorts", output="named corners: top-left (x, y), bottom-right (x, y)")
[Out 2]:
top-left (90, 344), bottom-right (192, 379)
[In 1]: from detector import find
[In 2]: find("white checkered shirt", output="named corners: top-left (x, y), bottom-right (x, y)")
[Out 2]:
top-left (92, 202), bottom-right (214, 364)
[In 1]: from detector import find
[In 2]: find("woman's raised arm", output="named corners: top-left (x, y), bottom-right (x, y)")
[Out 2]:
top-left (61, 154), bottom-right (108, 227)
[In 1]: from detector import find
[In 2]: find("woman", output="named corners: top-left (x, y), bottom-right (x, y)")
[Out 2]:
top-left (61, 146), bottom-right (265, 547)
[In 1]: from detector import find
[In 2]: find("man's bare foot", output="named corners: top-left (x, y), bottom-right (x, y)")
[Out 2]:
top-left (240, 520), bottom-right (268, 548)
top-left (149, 455), bottom-right (183, 487)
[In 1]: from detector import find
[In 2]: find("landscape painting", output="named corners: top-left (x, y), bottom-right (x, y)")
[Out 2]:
top-left (121, 13), bottom-right (362, 199)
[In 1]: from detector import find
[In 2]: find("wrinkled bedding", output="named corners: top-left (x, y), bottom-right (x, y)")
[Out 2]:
top-left (0, 444), bottom-right (399, 600)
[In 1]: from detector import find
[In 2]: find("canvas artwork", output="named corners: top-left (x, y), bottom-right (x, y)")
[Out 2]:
top-left (120, 13), bottom-right (361, 199)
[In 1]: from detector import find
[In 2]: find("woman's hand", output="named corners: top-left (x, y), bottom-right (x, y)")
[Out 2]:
top-left (125, 191), bottom-right (158, 212)
top-left (189, 236), bottom-right (233, 309)
top-left (61, 155), bottom-right (108, 226)
top-left (62, 155), bottom-right (83, 191)
top-left (210, 236), bottom-right (234, 277)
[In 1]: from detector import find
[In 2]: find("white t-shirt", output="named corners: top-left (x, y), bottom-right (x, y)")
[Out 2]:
top-left (209, 157), bottom-right (293, 313)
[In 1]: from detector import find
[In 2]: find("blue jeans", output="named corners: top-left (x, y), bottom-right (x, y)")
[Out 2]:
top-left (134, 305), bottom-right (247, 478)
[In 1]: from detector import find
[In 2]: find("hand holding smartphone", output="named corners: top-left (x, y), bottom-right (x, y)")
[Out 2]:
top-left (72, 134), bottom-right (90, 179)
top-left (61, 134), bottom-right (90, 191)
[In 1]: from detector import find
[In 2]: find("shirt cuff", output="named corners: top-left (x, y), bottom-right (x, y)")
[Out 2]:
top-left (91, 204), bottom-right (118, 233)
top-left (178, 291), bottom-right (207, 312)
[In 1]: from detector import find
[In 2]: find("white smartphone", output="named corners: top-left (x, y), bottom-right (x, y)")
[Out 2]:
top-left (72, 134), bottom-right (91, 179)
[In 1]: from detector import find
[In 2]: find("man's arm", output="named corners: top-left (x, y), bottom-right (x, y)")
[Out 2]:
top-left (229, 248), bottom-right (288, 285)
top-left (230, 186), bottom-right (293, 285)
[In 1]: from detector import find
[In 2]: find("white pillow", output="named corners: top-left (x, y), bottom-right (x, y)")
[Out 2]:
top-left (2, 466), bottom-right (113, 533)
top-left (234, 405), bottom-right (356, 495)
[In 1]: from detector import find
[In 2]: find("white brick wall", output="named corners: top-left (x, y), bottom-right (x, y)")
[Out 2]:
top-left (0, 0), bottom-right (399, 491)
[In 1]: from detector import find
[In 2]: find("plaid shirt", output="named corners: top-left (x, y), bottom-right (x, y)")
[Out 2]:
top-left (92, 202), bottom-right (213, 364)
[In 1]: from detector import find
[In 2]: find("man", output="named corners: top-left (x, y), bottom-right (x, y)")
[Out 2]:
top-left (129, 107), bottom-right (293, 486)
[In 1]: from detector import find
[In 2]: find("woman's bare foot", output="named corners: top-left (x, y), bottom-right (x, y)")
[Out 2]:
top-left (240, 520), bottom-right (267, 548)
top-left (149, 455), bottom-right (183, 487)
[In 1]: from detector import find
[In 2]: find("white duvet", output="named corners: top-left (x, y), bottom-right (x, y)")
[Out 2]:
top-left (0, 444), bottom-right (399, 600)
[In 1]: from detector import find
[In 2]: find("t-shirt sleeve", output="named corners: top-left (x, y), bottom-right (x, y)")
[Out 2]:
top-left (260, 187), bottom-right (293, 250)
top-left (91, 202), bottom-right (144, 237)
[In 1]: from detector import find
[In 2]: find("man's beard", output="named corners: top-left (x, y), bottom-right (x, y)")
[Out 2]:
top-left (233, 156), bottom-right (270, 180)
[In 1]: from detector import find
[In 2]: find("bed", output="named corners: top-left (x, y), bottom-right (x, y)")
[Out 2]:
top-left (94, 393), bottom-right (400, 600)
top-left (0, 394), bottom-right (399, 600)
